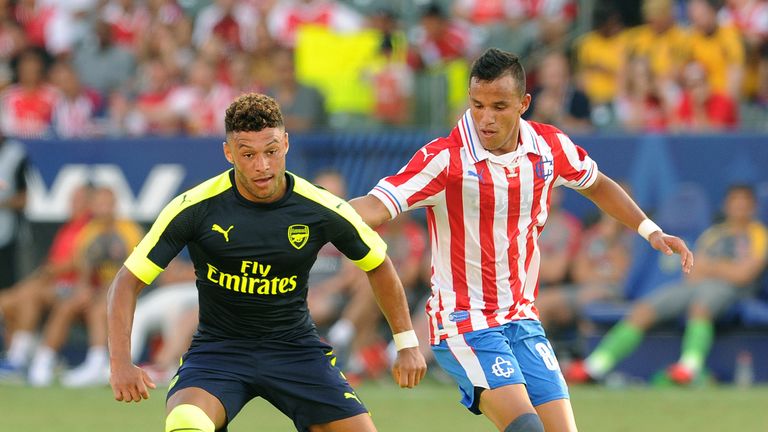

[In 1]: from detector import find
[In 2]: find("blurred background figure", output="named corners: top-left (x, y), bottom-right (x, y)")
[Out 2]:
top-left (0, 134), bottom-right (28, 289)
top-left (267, 48), bottom-right (326, 132)
top-left (0, 184), bottom-right (91, 378)
top-left (0, 47), bottom-right (57, 138)
top-left (27, 186), bottom-right (143, 387)
top-left (524, 50), bottom-right (592, 133)
top-left (537, 209), bottom-right (634, 358)
top-left (673, 62), bottom-right (739, 131)
top-left (305, 169), bottom-right (376, 376)
top-left (569, 185), bottom-right (768, 385)
top-left (614, 56), bottom-right (669, 132)
top-left (538, 187), bottom-right (583, 290)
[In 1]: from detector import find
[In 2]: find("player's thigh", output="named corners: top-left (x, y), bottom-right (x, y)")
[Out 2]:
top-left (535, 398), bottom-right (578, 432)
top-left (308, 413), bottom-right (376, 432)
top-left (256, 339), bottom-right (369, 431)
top-left (432, 327), bottom-right (533, 421)
top-left (477, 383), bottom-right (537, 430)
top-left (507, 323), bottom-right (569, 407)
top-left (166, 386), bottom-right (227, 430)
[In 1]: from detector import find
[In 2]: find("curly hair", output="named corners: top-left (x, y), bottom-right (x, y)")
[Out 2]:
top-left (225, 93), bottom-right (284, 133)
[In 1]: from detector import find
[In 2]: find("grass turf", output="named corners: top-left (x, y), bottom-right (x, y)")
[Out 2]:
top-left (1, 382), bottom-right (766, 431)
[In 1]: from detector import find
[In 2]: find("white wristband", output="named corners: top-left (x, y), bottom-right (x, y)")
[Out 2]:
top-left (393, 330), bottom-right (419, 351)
top-left (637, 219), bottom-right (662, 241)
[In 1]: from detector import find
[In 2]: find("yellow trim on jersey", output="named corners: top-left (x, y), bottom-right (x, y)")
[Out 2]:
top-left (748, 222), bottom-right (768, 260)
top-left (125, 170), bottom-right (233, 285)
top-left (291, 172), bottom-right (387, 272)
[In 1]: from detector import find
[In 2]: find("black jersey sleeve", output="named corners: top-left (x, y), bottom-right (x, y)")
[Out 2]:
top-left (293, 174), bottom-right (387, 272)
top-left (125, 172), bottom-right (232, 284)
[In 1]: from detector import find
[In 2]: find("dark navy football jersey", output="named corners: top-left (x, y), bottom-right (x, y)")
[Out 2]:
top-left (125, 170), bottom-right (386, 341)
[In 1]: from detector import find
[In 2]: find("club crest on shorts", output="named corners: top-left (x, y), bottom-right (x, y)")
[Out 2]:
top-left (288, 224), bottom-right (309, 249)
top-left (491, 356), bottom-right (515, 378)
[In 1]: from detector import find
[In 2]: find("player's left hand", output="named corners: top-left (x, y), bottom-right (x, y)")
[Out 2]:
top-left (649, 231), bottom-right (694, 274)
top-left (392, 347), bottom-right (427, 389)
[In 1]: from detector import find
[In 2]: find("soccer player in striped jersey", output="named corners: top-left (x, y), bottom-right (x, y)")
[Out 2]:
top-left (107, 93), bottom-right (426, 432)
top-left (351, 48), bottom-right (694, 432)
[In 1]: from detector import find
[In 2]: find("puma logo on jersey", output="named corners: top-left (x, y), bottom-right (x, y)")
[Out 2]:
top-left (420, 147), bottom-right (434, 161)
top-left (344, 392), bottom-right (361, 405)
top-left (212, 224), bottom-right (234, 242)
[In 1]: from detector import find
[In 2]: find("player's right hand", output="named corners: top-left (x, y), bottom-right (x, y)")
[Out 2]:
top-left (392, 347), bottom-right (427, 389)
top-left (109, 361), bottom-right (157, 403)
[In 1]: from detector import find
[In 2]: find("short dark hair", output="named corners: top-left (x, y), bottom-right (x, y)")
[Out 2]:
top-left (726, 183), bottom-right (756, 201)
top-left (225, 93), bottom-right (284, 134)
top-left (469, 48), bottom-right (526, 95)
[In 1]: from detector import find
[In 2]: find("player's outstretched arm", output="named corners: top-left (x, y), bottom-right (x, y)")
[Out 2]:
top-left (366, 256), bottom-right (427, 388)
top-left (107, 266), bottom-right (156, 403)
top-left (349, 195), bottom-right (391, 229)
top-left (579, 173), bottom-right (694, 273)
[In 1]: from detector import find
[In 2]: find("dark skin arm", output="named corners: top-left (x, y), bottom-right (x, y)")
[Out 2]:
top-left (107, 266), bottom-right (156, 403)
top-left (366, 256), bottom-right (427, 388)
top-left (578, 173), bottom-right (694, 273)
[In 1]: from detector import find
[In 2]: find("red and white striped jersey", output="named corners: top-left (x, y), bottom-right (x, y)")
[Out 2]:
top-left (370, 110), bottom-right (598, 344)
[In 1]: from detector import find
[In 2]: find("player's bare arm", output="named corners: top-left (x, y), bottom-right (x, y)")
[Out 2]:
top-left (107, 266), bottom-right (157, 403)
top-left (365, 256), bottom-right (427, 388)
top-left (349, 195), bottom-right (391, 229)
top-left (579, 172), bottom-right (694, 273)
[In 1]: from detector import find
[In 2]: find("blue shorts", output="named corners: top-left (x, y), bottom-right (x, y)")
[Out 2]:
top-left (432, 320), bottom-right (569, 414)
top-left (167, 332), bottom-right (368, 431)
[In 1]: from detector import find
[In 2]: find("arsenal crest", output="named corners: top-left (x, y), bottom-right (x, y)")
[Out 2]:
top-left (288, 224), bottom-right (309, 250)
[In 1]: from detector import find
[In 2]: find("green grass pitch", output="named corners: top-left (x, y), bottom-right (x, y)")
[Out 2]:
top-left (1, 382), bottom-right (766, 431)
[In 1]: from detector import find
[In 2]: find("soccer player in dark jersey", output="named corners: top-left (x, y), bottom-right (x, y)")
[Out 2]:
top-left (107, 93), bottom-right (427, 432)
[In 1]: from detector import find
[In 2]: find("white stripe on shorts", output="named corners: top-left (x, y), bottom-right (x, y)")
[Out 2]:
top-left (446, 335), bottom-right (489, 388)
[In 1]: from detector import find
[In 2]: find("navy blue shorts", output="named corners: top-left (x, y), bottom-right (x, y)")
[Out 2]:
top-left (167, 333), bottom-right (368, 431)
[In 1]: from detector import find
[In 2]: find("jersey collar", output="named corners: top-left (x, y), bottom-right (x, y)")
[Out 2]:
top-left (458, 110), bottom-right (541, 164)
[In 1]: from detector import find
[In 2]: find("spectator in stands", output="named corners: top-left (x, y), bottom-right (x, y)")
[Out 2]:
top-left (14, 0), bottom-right (80, 57)
top-left (27, 186), bottom-right (143, 387)
top-left (407, 3), bottom-right (475, 71)
top-left (0, 135), bottom-right (29, 289)
top-left (0, 47), bottom-right (58, 138)
top-left (266, 48), bottom-right (326, 131)
top-left (718, 0), bottom-right (768, 103)
top-left (130, 255), bottom-right (197, 384)
top-left (267, 0), bottom-right (363, 48)
top-left (165, 56), bottom-right (235, 136)
top-left (367, 8), bottom-right (413, 126)
top-left (49, 61), bottom-right (101, 138)
top-left (305, 170), bottom-right (373, 366)
top-left (537, 210), bottom-right (634, 339)
top-left (614, 56), bottom-right (669, 132)
top-left (538, 187), bottom-right (582, 288)
top-left (0, 0), bottom-right (28, 89)
top-left (118, 58), bottom-right (179, 136)
top-left (101, 0), bottom-right (152, 52)
top-left (524, 51), bottom-right (592, 133)
top-left (673, 62), bottom-right (739, 131)
top-left (505, 0), bottom-right (577, 49)
top-left (685, 0), bottom-right (745, 99)
top-left (192, 0), bottom-right (262, 53)
top-left (0, 184), bottom-right (92, 375)
top-left (574, 1), bottom-right (626, 127)
top-left (73, 19), bottom-right (136, 99)
top-left (569, 184), bottom-right (768, 385)
top-left (623, 0), bottom-right (689, 89)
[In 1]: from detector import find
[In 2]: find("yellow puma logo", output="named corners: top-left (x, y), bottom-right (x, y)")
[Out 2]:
top-left (344, 392), bottom-right (361, 405)
top-left (212, 224), bottom-right (234, 242)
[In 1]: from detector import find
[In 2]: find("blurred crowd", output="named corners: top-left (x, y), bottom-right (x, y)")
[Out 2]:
top-left (1, 168), bottom-right (766, 387)
top-left (0, 0), bottom-right (764, 139)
